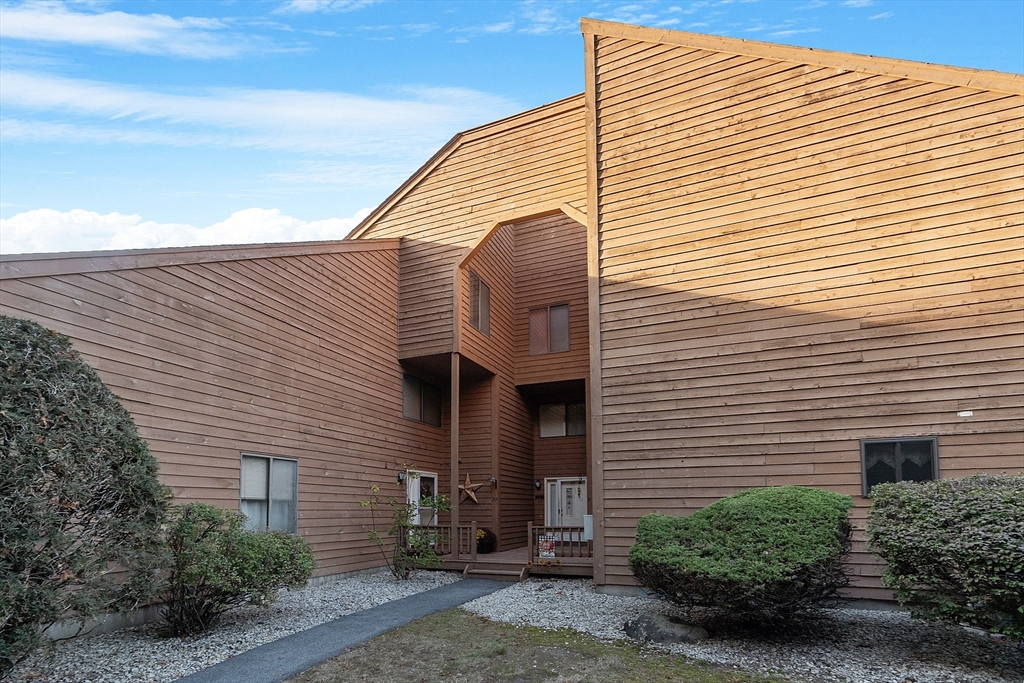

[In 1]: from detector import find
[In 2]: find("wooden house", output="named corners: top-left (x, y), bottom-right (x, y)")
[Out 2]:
top-left (2, 19), bottom-right (1021, 599)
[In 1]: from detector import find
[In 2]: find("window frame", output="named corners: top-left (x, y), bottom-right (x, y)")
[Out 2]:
top-left (240, 452), bottom-right (298, 534)
top-left (529, 303), bottom-right (570, 355)
top-left (539, 401), bottom-right (586, 438)
top-left (469, 270), bottom-right (491, 337)
top-left (403, 373), bottom-right (442, 427)
top-left (860, 436), bottom-right (939, 495)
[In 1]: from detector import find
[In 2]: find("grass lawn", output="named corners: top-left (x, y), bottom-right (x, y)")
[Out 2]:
top-left (287, 608), bottom-right (791, 683)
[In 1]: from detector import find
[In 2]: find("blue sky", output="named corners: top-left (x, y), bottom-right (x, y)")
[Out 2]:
top-left (1, 0), bottom-right (1022, 254)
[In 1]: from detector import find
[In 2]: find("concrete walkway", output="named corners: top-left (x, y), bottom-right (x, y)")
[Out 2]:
top-left (178, 578), bottom-right (508, 683)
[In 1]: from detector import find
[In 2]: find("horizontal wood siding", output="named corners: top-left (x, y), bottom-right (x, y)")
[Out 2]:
top-left (460, 226), bottom-right (535, 549)
top-left (590, 32), bottom-right (1024, 594)
top-left (514, 213), bottom-right (590, 385)
top-left (0, 245), bottom-right (450, 578)
top-left (458, 376), bottom-right (496, 532)
top-left (362, 99), bottom-right (587, 359)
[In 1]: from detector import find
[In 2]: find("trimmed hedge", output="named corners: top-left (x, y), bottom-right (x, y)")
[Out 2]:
top-left (1, 316), bottom-right (170, 675)
top-left (161, 503), bottom-right (315, 636)
top-left (867, 474), bottom-right (1024, 640)
top-left (629, 486), bottom-right (853, 624)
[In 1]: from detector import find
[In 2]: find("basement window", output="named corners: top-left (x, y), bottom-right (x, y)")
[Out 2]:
top-left (240, 453), bottom-right (298, 534)
top-left (403, 374), bottom-right (442, 427)
top-left (469, 271), bottom-right (491, 337)
top-left (530, 304), bottom-right (570, 355)
top-left (539, 402), bottom-right (586, 438)
top-left (861, 437), bottom-right (938, 494)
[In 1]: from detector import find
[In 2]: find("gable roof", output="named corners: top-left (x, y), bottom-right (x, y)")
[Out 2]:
top-left (581, 18), bottom-right (1023, 96)
top-left (346, 93), bottom-right (585, 240)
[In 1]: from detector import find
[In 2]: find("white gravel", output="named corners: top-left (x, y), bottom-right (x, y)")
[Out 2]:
top-left (9, 569), bottom-right (460, 683)
top-left (461, 578), bottom-right (1024, 683)
top-left (11, 572), bottom-right (1022, 683)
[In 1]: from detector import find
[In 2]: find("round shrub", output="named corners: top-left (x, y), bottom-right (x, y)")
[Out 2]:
top-left (867, 474), bottom-right (1024, 640)
top-left (1, 315), bottom-right (170, 675)
top-left (161, 503), bottom-right (316, 636)
top-left (628, 486), bottom-right (853, 625)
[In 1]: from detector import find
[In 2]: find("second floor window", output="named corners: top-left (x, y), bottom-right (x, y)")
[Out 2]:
top-left (469, 270), bottom-right (490, 336)
top-left (403, 374), bottom-right (442, 427)
top-left (539, 402), bottom-right (586, 438)
top-left (530, 304), bottom-right (569, 355)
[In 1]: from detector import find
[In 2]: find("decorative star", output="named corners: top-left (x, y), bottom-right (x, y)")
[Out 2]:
top-left (459, 473), bottom-right (487, 504)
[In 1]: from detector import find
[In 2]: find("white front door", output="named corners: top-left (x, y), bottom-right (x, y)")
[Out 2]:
top-left (406, 470), bottom-right (438, 525)
top-left (545, 477), bottom-right (587, 526)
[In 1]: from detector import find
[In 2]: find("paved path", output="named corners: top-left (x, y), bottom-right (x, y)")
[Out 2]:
top-left (178, 578), bottom-right (509, 683)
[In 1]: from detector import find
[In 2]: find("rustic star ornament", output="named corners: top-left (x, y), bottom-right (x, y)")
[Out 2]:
top-left (459, 473), bottom-right (486, 504)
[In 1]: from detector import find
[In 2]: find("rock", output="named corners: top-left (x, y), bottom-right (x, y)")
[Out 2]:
top-left (624, 614), bottom-right (708, 644)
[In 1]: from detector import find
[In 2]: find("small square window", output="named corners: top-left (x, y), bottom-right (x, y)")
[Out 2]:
top-left (529, 304), bottom-right (569, 355)
top-left (469, 271), bottom-right (490, 336)
top-left (403, 374), bottom-right (442, 427)
top-left (539, 402), bottom-right (586, 438)
top-left (861, 437), bottom-right (938, 494)
top-left (241, 453), bottom-right (298, 533)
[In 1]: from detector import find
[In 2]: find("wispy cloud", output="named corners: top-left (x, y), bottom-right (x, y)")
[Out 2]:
top-left (771, 27), bottom-right (822, 37)
top-left (869, 11), bottom-right (894, 20)
top-left (0, 71), bottom-right (519, 156)
top-left (843, 0), bottom-right (874, 7)
top-left (0, 206), bottom-right (373, 254)
top-left (0, 1), bottom-right (249, 59)
top-left (275, 0), bottom-right (378, 14)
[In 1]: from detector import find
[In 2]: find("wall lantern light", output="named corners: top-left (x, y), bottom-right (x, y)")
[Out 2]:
top-left (397, 471), bottom-right (407, 484)
top-left (535, 480), bottom-right (542, 489)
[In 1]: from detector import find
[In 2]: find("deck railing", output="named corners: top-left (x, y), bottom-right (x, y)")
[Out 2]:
top-left (405, 522), bottom-right (478, 561)
top-left (528, 523), bottom-right (592, 565)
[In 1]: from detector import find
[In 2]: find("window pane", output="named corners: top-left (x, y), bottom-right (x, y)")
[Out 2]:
top-left (403, 375), bottom-right (421, 420)
top-left (240, 500), bottom-right (267, 532)
top-left (549, 305), bottom-right (569, 353)
top-left (540, 403), bottom-right (566, 438)
top-left (479, 280), bottom-right (491, 336)
top-left (865, 442), bottom-right (897, 491)
top-left (529, 307), bottom-right (548, 355)
top-left (469, 272), bottom-right (480, 329)
top-left (899, 441), bottom-right (935, 482)
top-left (270, 459), bottom-right (297, 533)
top-left (241, 456), bottom-right (268, 500)
top-left (567, 402), bottom-right (586, 436)
top-left (422, 382), bottom-right (442, 427)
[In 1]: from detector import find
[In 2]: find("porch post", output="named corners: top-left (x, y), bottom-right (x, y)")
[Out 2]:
top-left (451, 352), bottom-right (460, 546)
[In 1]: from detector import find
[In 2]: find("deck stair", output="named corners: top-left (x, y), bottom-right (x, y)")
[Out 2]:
top-left (462, 563), bottom-right (530, 581)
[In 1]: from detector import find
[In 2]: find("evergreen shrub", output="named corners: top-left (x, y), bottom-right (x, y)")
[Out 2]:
top-left (1, 315), bottom-right (170, 675)
top-left (161, 503), bottom-right (315, 636)
top-left (867, 474), bottom-right (1024, 640)
top-left (628, 486), bottom-right (853, 624)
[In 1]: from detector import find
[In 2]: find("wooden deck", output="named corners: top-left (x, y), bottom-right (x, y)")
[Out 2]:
top-left (438, 545), bottom-right (594, 580)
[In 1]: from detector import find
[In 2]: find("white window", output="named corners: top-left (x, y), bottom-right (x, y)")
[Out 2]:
top-left (539, 402), bottom-right (586, 438)
top-left (240, 453), bottom-right (298, 533)
top-left (469, 270), bottom-right (490, 336)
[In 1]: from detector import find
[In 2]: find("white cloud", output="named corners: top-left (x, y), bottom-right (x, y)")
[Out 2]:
top-left (0, 1), bottom-right (247, 58)
top-left (0, 71), bottom-right (519, 156)
top-left (771, 27), bottom-right (822, 36)
top-left (869, 11), bottom-right (894, 20)
top-left (843, 0), bottom-right (874, 6)
top-left (275, 0), bottom-right (378, 14)
top-left (0, 207), bottom-right (373, 255)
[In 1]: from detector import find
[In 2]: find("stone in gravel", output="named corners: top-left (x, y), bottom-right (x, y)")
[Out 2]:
top-left (624, 614), bottom-right (708, 643)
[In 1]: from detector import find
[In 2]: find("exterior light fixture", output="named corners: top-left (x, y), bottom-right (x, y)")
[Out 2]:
top-left (535, 480), bottom-right (542, 489)
top-left (397, 471), bottom-right (406, 484)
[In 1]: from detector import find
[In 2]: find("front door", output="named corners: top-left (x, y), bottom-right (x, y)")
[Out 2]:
top-left (545, 477), bottom-right (587, 526)
top-left (406, 470), bottom-right (438, 525)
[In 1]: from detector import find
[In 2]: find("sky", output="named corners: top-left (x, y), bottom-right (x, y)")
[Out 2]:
top-left (1, 0), bottom-right (1022, 255)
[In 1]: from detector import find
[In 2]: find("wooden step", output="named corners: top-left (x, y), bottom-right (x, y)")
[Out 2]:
top-left (463, 565), bottom-right (530, 581)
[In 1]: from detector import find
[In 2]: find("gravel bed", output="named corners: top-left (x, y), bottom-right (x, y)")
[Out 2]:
top-left (462, 578), bottom-right (1024, 683)
top-left (9, 569), bottom-right (459, 683)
